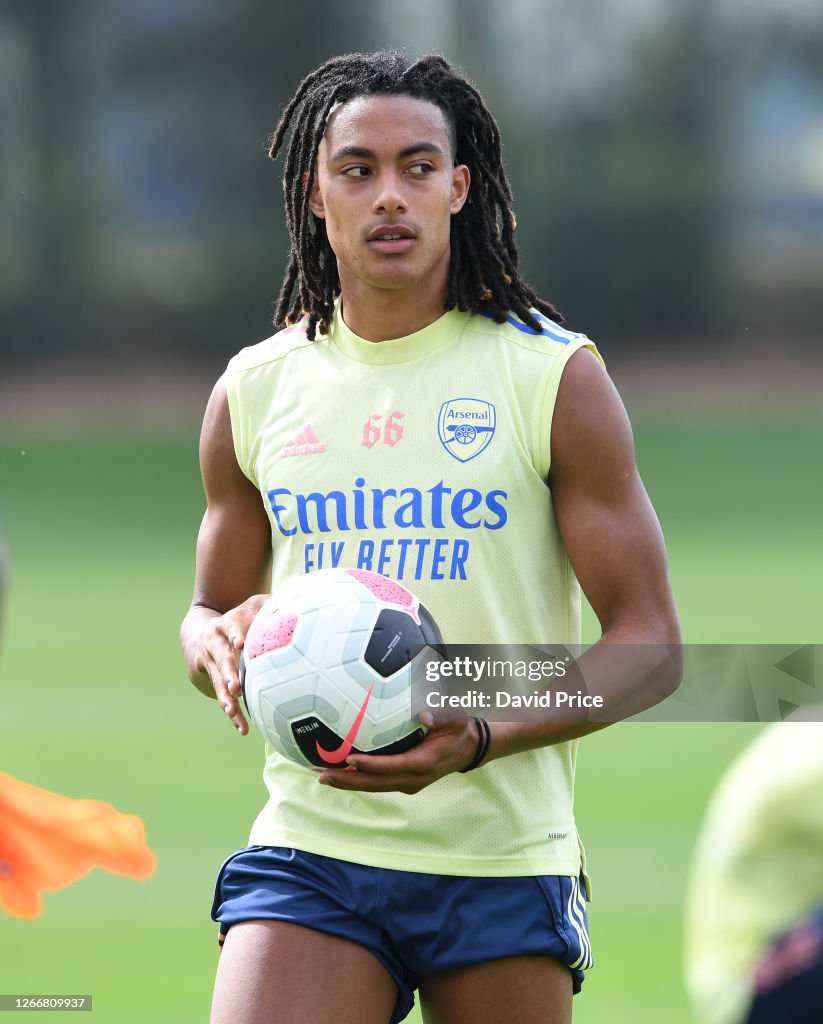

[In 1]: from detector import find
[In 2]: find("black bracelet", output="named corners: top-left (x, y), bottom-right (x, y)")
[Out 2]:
top-left (459, 716), bottom-right (492, 773)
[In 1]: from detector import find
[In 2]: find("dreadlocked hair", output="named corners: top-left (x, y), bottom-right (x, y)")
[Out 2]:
top-left (268, 50), bottom-right (563, 340)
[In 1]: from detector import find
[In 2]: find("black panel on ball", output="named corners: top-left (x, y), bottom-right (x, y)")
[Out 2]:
top-left (418, 603), bottom-right (447, 659)
top-left (239, 651), bottom-right (248, 707)
top-left (365, 609), bottom-right (426, 678)
top-left (372, 727), bottom-right (427, 756)
top-left (292, 717), bottom-right (349, 767)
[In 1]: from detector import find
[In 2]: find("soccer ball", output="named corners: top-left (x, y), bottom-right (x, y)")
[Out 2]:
top-left (240, 568), bottom-right (446, 769)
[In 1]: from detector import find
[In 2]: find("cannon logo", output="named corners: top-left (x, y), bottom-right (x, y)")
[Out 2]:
top-left (438, 399), bottom-right (496, 463)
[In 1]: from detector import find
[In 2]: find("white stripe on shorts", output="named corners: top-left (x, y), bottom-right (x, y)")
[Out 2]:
top-left (566, 875), bottom-right (594, 970)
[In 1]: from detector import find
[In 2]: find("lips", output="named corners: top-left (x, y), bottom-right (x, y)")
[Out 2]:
top-left (367, 224), bottom-right (416, 241)
top-left (367, 225), bottom-right (416, 254)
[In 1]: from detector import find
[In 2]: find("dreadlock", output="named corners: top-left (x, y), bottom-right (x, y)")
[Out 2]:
top-left (268, 50), bottom-right (563, 340)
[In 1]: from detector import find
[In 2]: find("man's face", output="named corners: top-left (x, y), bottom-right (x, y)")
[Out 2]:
top-left (308, 94), bottom-right (470, 300)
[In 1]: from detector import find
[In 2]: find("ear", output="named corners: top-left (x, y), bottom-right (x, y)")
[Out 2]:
top-left (450, 164), bottom-right (471, 215)
top-left (307, 173), bottom-right (326, 220)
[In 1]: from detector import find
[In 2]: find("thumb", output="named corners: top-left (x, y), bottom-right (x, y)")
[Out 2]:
top-left (419, 707), bottom-right (468, 730)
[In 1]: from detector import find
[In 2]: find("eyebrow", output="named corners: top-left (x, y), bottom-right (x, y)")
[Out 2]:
top-left (329, 142), bottom-right (445, 162)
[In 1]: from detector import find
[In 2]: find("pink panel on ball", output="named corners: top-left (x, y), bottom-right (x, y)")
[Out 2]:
top-left (245, 613), bottom-right (299, 659)
top-left (345, 569), bottom-right (420, 624)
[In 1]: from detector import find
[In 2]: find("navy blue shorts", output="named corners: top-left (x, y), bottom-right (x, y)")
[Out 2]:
top-left (212, 845), bottom-right (593, 1024)
top-left (745, 903), bottom-right (823, 1024)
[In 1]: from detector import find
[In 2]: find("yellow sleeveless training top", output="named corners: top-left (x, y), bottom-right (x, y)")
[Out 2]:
top-left (225, 301), bottom-right (599, 876)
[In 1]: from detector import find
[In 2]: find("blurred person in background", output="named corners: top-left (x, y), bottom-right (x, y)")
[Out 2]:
top-left (685, 715), bottom-right (823, 1024)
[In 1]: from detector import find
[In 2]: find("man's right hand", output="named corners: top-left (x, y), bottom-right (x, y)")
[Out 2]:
top-left (180, 375), bottom-right (274, 734)
top-left (183, 595), bottom-right (270, 734)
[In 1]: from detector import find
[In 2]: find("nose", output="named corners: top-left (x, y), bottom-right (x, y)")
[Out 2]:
top-left (372, 169), bottom-right (407, 215)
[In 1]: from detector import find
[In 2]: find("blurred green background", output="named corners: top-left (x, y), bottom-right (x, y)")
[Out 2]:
top-left (3, 0), bottom-right (823, 369)
top-left (2, 1), bottom-right (822, 1022)
top-left (1, 412), bottom-right (821, 1022)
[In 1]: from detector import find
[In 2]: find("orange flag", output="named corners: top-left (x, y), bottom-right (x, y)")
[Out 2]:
top-left (0, 771), bottom-right (157, 919)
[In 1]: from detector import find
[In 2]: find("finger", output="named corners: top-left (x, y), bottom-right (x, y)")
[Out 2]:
top-left (228, 594), bottom-right (270, 651)
top-left (220, 693), bottom-right (249, 734)
top-left (318, 769), bottom-right (418, 793)
top-left (205, 651), bottom-right (248, 734)
top-left (226, 671), bottom-right (244, 698)
top-left (229, 705), bottom-right (249, 735)
top-left (219, 692), bottom-right (245, 732)
top-left (227, 617), bottom-right (250, 653)
top-left (210, 664), bottom-right (238, 708)
top-left (218, 616), bottom-right (246, 655)
top-left (418, 706), bottom-right (469, 730)
top-left (344, 752), bottom-right (428, 774)
top-left (345, 721), bottom-right (474, 776)
top-left (213, 646), bottom-right (243, 698)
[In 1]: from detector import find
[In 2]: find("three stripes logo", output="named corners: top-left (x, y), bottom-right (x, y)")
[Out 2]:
top-left (281, 424), bottom-right (326, 457)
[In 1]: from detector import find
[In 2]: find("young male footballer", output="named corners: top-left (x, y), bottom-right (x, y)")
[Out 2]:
top-left (180, 50), bottom-right (681, 1024)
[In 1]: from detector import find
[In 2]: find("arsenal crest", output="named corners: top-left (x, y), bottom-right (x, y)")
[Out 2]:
top-left (438, 398), bottom-right (497, 462)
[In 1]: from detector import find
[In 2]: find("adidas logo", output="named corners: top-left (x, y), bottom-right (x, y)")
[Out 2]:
top-left (281, 424), bottom-right (326, 457)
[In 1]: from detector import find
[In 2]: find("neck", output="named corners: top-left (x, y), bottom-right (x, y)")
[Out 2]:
top-left (336, 268), bottom-right (449, 342)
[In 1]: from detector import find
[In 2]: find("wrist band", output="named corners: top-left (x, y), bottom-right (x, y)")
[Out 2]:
top-left (459, 716), bottom-right (492, 773)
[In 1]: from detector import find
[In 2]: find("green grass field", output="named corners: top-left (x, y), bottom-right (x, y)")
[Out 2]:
top-left (1, 409), bottom-right (820, 1022)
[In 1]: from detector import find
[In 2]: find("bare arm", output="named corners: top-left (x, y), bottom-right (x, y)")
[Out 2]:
top-left (551, 349), bottom-right (679, 646)
top-left (484, 346), bottom-right (682, 759)
top-left (179, 376), bottom-right (272, 734)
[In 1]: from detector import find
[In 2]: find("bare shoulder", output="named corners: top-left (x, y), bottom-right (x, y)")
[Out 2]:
top-left (200, 375), bottom-right (231, 458)
top-left (198, 374), bottom-right (253, 501)
top-left (550, 347), bottom-right (635, 483)
top-left (191, 373), bottom-right (271, 609)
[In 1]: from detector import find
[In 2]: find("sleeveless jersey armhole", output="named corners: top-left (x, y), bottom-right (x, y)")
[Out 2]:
top-left (224, 366), bottom-right (258, 489)
top-left (534, 339), bottom-right (604, 481)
